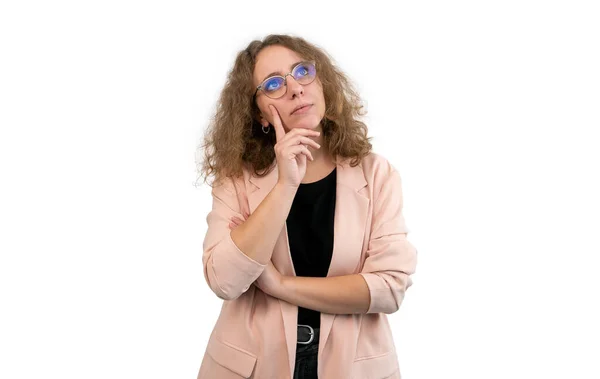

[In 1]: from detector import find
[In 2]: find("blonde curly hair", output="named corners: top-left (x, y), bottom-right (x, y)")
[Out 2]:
top-left (196, 34), bottom-right (372, 186)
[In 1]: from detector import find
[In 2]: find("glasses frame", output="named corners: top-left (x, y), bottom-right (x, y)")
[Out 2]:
top-left (253, 61), bottom-right (317, 100)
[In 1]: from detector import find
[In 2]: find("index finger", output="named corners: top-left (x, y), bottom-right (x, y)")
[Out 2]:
top-left (269, 105), bottom-right (286, 143)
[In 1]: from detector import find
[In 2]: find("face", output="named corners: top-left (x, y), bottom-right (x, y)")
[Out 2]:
top-left (253, 45), bottom-right (326, 133)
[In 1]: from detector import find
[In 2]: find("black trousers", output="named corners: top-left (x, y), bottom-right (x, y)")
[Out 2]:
top-left (293, 327), bottom-right (320, 379)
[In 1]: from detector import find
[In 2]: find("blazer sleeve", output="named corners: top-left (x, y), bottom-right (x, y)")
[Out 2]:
top-left (202, 177), bottom-right (266, 301)
top-left (359, 168), bottom-right (418, 314)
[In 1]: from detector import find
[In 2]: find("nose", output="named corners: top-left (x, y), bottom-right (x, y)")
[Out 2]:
top-left (285, 74), bottom-right (304, 98)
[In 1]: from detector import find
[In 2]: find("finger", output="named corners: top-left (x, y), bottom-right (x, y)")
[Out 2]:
top-left (277, 131), bottom-right (321, 150)
top-left (286, 145), bottom-right (314, 161)
top-left (296, 145), bottom-right (314, 161)
top-left (282, 128), bottom-right (320, 140)
top-left (269, 105), bottom-right (286, 143)
top-left (295, 136), bottom-right (321, 150)
top-left (298, 152), bottom-right (310, 163)
top-left (278, 138), bottom-right (319, 159)
top-left (302, 146), bottom-right (314, 162)
top-left (231, 216), bottom-right (244, 224)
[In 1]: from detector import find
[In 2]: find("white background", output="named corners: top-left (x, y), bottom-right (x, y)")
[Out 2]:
top-left (1, 0), bottom-right (599, 378)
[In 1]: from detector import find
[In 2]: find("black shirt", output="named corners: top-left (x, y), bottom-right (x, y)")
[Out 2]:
top-left (286, 168), bottom-right (336, 329)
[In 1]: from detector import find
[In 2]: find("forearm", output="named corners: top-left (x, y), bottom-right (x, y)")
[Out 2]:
top-left (231, 182), bottom-right (297, 265)
top-left (278, 274), bottom-right (371, 314)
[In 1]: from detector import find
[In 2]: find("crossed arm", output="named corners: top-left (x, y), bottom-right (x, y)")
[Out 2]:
top-left (276, 274), bottom-right (371, 314)
top-left (206, 168), bottom-right (416, 314)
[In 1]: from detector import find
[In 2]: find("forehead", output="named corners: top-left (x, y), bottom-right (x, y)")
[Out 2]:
top-left (253, 45), bottom-right (305, 84)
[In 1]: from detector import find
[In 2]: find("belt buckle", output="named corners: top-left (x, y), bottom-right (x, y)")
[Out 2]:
top-left (297, 324), bottom-right (315, 345)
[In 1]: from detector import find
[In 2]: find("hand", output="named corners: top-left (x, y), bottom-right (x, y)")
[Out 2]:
top-left (228, 210), bottom-right (250, 230)
top-left (228, 210), bottom-right (284, 298)
top-left (254, 260), bottom-right (284, 298)
top-left (270, 105), bottom-right (321, 188)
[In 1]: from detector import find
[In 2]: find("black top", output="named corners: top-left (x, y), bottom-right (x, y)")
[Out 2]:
top-left (286, 168), bottom-right (337, 329)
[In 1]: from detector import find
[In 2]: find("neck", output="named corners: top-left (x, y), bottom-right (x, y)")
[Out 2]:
top-left (303, 127), bottom-right (336, 183)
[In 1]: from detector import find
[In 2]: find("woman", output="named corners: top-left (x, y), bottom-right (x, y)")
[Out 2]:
top-left (196, 34), bottom-right (417, 379)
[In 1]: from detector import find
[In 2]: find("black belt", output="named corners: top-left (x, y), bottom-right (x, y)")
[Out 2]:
top-left (297, 324), bottom-right (319, 345)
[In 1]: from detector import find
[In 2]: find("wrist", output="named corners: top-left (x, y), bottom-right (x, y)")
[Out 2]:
top-left (278, 275), bottom-right (291, 299)
top-left (274, 181), bottom-right (298, 198)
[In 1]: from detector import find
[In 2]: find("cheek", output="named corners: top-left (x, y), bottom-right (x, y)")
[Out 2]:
top-left (317, 92), bottom-right (326, 113)
top-left (313, 82), bottom-right (326, 107)
top-left (256, 99), bottom-right (270, 121)
top-left (258, 98), bottom-right (289, 122)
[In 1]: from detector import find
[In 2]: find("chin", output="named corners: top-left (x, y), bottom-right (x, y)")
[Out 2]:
top-left (286, 116), bottom-right (322, 130)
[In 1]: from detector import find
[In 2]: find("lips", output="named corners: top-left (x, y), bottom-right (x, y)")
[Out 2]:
top-left (291, 104), bottom-right (312, 115)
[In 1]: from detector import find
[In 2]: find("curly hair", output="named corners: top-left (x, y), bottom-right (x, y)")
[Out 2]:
top-left (196, 34), bottom-right (372, 186)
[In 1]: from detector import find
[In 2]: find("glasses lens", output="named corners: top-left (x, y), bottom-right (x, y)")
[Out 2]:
top-left (293, 62), bottom-right (316, 84)
top-left (262, 76), bottom-right (286, 98)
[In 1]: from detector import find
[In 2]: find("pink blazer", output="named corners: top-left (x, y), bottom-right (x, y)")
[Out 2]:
top-left (197, 152), bottom-right (418, 379)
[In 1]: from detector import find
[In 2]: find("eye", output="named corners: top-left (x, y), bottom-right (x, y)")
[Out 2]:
top-left (264, 77), bottom-right (284, 92)
top-left (293, 62), bottom-right (316, 82)
top-left (294, 64), bottom-right (309, 77)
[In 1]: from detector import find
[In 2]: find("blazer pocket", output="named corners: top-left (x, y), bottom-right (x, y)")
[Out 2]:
top-left (352, 351), bottom-right (399, 379)
top-left (207, 338), bottom-right (257, 378)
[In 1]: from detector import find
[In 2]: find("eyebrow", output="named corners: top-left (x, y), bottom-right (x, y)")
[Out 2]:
top-left (260, 61), bottom-right (304, 84)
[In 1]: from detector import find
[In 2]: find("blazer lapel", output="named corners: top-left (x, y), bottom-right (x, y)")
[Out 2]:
top-left (318, 161), bottom-right (369, 363)
top-left (247, 160), bottom-right (369, 376)
top-left (248, 166), bottom-right (300, 375)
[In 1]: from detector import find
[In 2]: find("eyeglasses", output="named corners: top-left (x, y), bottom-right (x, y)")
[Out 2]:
top-left (254, 61), bottom-right (317, 99)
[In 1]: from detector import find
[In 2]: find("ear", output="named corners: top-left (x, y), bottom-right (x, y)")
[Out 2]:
top-left (257, 114), bottom-right (269, 127)
top-left (252, 104), bottom-right (269, 126)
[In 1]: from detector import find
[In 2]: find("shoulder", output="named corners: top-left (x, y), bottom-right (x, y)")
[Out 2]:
top-left (210, 170), bottom-right (249, 197)
top-left (336, 152), bottom-right (401, 196)
top-left (354, 152), bottom-right (400, 186)
top-left (358, 152), bottom-right (396, 173)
